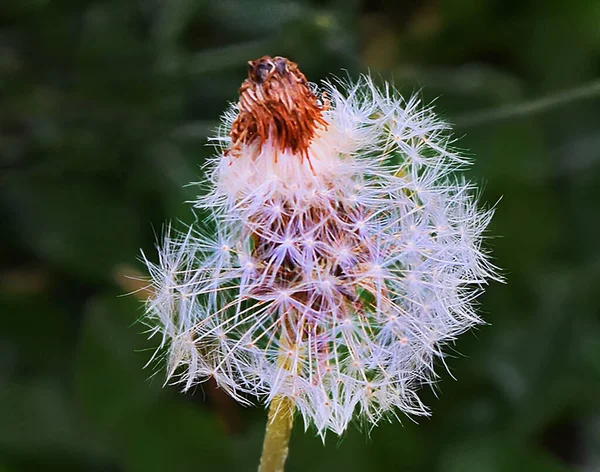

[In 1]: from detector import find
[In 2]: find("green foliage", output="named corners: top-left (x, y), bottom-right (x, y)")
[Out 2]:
top-left (1, 0), bottom-right (599, 470)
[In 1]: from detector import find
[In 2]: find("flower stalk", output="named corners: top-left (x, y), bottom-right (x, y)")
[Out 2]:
top-left (258, 395), bottom-right (294, 472)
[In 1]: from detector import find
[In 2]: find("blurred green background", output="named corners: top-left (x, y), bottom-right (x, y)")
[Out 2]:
top-left (2, 0), bottom-right (600, 471)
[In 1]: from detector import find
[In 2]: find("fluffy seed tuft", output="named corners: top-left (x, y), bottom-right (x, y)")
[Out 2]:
top-left (143, 56), bottom-right (499, 436)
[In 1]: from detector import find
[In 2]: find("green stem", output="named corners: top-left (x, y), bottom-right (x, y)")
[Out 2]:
top-left (258, 396), bottom-right (294, 472)
top-left (456, 79), bottom-right (600, 127)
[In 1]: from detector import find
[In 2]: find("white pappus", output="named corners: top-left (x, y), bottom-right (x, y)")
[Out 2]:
top-left (143, 56), bottom-right (499, 437)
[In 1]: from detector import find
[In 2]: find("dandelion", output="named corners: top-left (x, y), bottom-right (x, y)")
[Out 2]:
top-left (143, 56), bottom-right (498, 471)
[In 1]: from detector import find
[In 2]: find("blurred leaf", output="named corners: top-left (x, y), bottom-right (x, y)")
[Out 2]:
top-left (1, 175), bottom-right (143, 281)
top-left (0, 377), bottom-right (112, 463)
top-left (186, 39), bottom-right (276, 76)
top-left (73, 295), bottom-right (162, 436)
top-left (121, 394), bottom-right (234, 472)
top-left (0, 291), bottom-right (72, 378)
top-left (205, 0), bottom-right (306, 36)
top-left (440, 435), bottom-right (576, 472)
top-left (153, 0), bottom-right (205, 47)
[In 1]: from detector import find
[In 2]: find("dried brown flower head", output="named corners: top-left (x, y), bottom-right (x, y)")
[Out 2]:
top-left (229, 56), bottom-right (328, 160)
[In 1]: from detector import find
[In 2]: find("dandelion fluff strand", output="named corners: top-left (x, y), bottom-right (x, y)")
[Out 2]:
top-left (143, 55), bottom-right (499, 455)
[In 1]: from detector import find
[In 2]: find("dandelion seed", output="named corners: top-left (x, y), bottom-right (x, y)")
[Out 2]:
top-left (143, 55), bottom-right (499, 469)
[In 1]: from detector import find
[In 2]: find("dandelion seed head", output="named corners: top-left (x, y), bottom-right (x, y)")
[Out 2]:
top-left (144, 56), bottom-right (499, 437)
